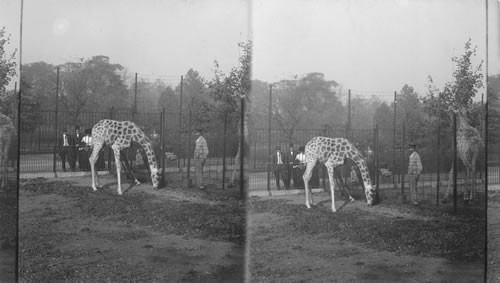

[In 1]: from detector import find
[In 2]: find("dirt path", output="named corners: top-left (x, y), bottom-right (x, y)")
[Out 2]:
top-left (249, 192), bottom-right (484, 282)
top-left (19, 176), bottom-right (244, 282)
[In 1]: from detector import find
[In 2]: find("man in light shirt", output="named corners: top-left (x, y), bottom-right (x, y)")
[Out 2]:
top-left (408, 143), bottom-right (423, 205)
top-left (193, 128), bottom-right (209, 189)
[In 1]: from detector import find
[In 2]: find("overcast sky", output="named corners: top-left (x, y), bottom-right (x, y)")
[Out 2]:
top-left (2, 0), bottom-right (249, 88)
top-left (1, 0), bottom-right (499, 102)
top-left (253, 0), bottom-right (492, 101)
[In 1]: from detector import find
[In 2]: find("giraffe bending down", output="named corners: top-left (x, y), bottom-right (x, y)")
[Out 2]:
top-left (89, 119), bottom-right (160, 195)
top-left (303, 137), bottom-right (375, 212)
top-left (443, 111), bottom-right (483, 203)
top-left (0, 114), bottom-right (15, 189)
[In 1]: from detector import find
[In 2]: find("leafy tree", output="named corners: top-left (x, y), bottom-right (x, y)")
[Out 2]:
top-left (208, 41), bottom-right (252, 136)
top-left (350, 95), bottom-right (382, 130)
top-left (271, 72), bottom-right (344, 140)
top-left (59, 56), bottom-right (129, 122)
top-left (0, 27), bottom-right (16, 96)
top-left (488, 74), bottom-right (500, 156)
top-left (374, 102), bottom-right (393, 130)
top-left (21, 62), bottom-right (57, 111)
top-left (248, 79), bottom-right (270, 130)
top-left (158, 84), bottom-right (179, 113)
top-left (423, 39), bottom-right (485, 147)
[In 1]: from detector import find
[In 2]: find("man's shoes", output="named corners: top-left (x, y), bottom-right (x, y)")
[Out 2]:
top-left (412, 201), bottom-right (419, 205)
top-left (199, 186), bottom-right (205, 190)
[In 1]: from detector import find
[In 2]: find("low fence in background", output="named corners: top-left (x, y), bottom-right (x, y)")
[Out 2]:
top-left (246, 122), bottom-right (488, 209)
top-left (19, 109), bottom-right (242, 190)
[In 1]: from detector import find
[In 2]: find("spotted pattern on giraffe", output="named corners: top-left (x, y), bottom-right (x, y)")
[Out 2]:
top-left (302, 136), bottom-right (375, 212)
top-left (89, 119), bottom-right (160, 195)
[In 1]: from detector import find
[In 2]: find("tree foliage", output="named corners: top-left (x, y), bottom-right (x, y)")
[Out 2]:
top-left (271, 72), bottom-right (343, 140)
top-left (488, 74), bottom-right (500, 144)
top-left (0, 27), bottom-right (16, 96)
top-left (207, 41), bottom-right (252, 136)
top-left (58, 56), bottom-right (129, 123)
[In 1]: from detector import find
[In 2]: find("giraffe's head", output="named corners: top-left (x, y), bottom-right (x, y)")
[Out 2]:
top-left (364, 184), bottom-right (376, 206)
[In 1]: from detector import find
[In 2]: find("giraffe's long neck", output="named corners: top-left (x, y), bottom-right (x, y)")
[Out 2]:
top-left (137, 138), bottom-right (158, 170)
top-left (347, 149), bottom-right (372, 189)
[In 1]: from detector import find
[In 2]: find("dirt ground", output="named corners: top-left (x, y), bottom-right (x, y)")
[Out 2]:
top-left (488, 191), bottom-right (500, 282)
top-left (18, 176), bottom-right (245, 282)
top-left (0, 190), bottom-right (17, 283)
top-left (249, 192), bottom-right (485, 282)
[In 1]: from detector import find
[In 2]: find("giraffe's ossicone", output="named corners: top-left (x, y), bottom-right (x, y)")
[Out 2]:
top-left (303, 136), bottom-right (376, 212)
top-left (89, 119), bottom-right (160, 195)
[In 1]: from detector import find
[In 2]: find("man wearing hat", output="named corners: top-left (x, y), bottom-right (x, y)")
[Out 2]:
top-left (59, 128), bottom-right (75, 172)
top-left (271, 145), bottom-right (285, 190)
top-left (408, 143), bottom-right (423, 205)
top-left (193, 128), bottom-right (209, 189)
top-left (285, 143), bottom-right (297, 189)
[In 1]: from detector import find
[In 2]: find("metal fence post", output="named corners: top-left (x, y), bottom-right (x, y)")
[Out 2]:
top-left (375, 125), bottom-right (380, 203)
top-left (222, 111), bottom-right (228, 190)
top-left (400, 122), bottom-right (405, 202)
top-left (160, 109), bottom-right (165, 187)
top-left (453, 112), bottom-right (457, 213)
top-left (436, 124), bottom-right (441, 206)
top-left (267, 85), bottom-right (272, 195)
top-left (239, 96), bottom-right (245, 200)
top-left (53, 66), bottom-right (60, 175)
top-left (392, 91), bottom-right (397, 184)
top-left (108, 107), bottom-right (114, 171)
top-left (186, 108), bottom-right (192, 188)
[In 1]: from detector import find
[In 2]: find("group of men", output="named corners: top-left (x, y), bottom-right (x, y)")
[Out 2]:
top-left (59, 126), bottom-right (96, 172)
top-left (271, 143), bottom-right (318, 190)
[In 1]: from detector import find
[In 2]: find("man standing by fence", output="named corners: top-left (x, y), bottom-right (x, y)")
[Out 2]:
top-left (59, 128), bottom-right (75, 172)
top-left (194, 128), bottom-right (209, 190)
top-left (285, 143), bottom-right (297, 189)
top-left (272, 145), bottom-right (285, 190)
top-left (408, 143), bottom-right (423, 205)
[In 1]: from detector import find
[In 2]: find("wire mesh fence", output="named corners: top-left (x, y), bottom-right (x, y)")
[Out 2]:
top-left (247, 122), bottom-right (487, 208)
top-left (19, 109), bottom-right (242, 191)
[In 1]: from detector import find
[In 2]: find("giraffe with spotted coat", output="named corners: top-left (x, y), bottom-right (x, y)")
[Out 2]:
top-left (303, 136), bottom-right (376, 212)
top-left (89, 119), bottom-right (160, 195)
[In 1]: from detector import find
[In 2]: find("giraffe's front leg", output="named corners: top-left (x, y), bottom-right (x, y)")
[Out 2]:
top-left (326, 164), bottom-right (337, 212)
top-left (112, 145), bottom-right (123, 195)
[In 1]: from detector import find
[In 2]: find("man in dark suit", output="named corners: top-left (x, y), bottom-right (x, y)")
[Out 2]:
top-left (271, 145), bottom-right (285, 190)
top-left (284, 143), bottom-right (297, 189)
top-left (59, 128), bottom-right (75, 172)
top-left (74, 126), bottom-right (83, 170)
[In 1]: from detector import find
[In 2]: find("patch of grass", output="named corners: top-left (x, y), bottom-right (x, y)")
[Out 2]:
top-left (21, 179), bottom-right (245, 244)
top-left (249, 198), bottom-right (485, 262)
top-left (19, 178), bottom-right (245, 282)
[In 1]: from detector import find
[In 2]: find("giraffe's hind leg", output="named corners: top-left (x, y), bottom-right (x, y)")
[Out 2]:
top-left (89, 141), bottom-right (103, 191)
top-left (334, 167), bottom-right (355, 202)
